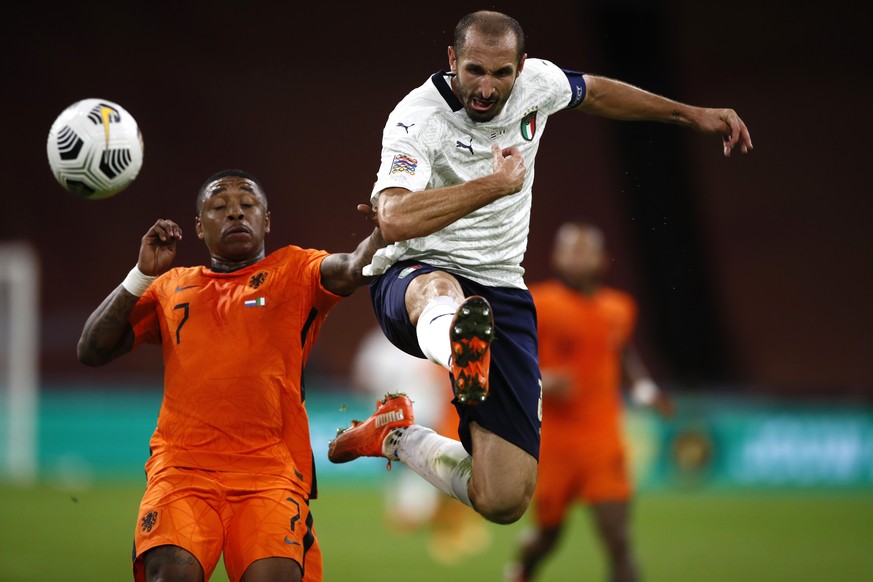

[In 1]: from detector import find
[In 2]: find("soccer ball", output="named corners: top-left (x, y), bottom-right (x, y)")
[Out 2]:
top-left (46, 98), bottom-right (144, 200)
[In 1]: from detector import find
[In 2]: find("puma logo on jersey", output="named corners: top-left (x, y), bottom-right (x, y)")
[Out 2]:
top-left (456, 138), bottom-right (474, 155)
top-left (396, 122), bottom-right (415, 133)
top-left (375, 409), bottom-right (405, 427)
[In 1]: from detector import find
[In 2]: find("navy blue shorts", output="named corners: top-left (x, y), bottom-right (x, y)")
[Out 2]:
top-left (369, 260), bottom-right (542, 460)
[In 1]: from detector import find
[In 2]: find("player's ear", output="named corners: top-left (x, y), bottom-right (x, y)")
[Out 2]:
top-left (194, 217), bottom-right (205, 240)
top-left (264, 211), bottom-right (271, 234)
top-left (448, 46), bottom-right (457, 72)
top-left (517, 53), bottom-right (527, 76)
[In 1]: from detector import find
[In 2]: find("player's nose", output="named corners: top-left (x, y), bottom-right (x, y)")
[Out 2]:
top-left (480, 78), bottom-right (495, 98)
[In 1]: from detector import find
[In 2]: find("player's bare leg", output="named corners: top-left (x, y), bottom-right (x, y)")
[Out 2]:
top-left (412, 273), bottom-right (534, 521)
top-left (591, 501), bottom-right (637, 582)
top-left (368, 413), bottom-right (534, 525)
top-left (408, 271), bottom-right (494, 402)
top-left (143, 545), bottom-right (203, 582)
top-left (405, 271), bottom-right (465, 325)
top-left (405, 271), bottom-right (465, 370)
top-left (408, 273), bottom-right (535, 521)
top-left (240, 557), bottom-right (301, 582)
top-left (330, 270), bottom-right (536, 523)
top-left (466, 422), bottom-right (536, 523)
top-left (509, 524), bottom-right (564, 581)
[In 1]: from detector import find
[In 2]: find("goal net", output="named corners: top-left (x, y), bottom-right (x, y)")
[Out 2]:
top-left (0, 243), bottom-right (39, 484)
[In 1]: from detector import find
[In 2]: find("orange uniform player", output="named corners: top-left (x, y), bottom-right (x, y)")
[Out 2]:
top-left (78, 169), bottom-right (385, 582)
top-left (129, 247), bottom-right (337, 580)
top-left (533, 280), bottom-right (637, 520)
top-left (506, 223), bottom-right (673, 582)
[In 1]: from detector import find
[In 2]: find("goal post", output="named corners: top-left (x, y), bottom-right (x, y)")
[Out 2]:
top-left (0, 242), bottom-right (39, 484)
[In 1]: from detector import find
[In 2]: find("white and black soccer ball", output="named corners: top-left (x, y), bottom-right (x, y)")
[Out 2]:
top-left (46, 98), bottom-right (144, 200)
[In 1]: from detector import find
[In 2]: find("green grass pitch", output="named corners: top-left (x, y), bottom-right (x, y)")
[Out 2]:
top-left (1, 481), bottom-right (872, 581)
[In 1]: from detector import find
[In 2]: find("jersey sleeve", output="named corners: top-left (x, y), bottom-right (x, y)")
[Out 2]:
top-left (128, 284), bottom-right (162, 348)
top-left (370, 133), bottom-right (433, 204)
top-left (620, 293), bottom-right (638, 344)
top-left (525, 58), bottom-right (587, 115)
top-left (606, 289), bottom-right (638, 346)
top-left (369, 91), bottom-right (439, 204)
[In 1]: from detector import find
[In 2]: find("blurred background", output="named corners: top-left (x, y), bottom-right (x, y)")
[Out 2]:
top-left (1, 1), bottom-right (872, 580)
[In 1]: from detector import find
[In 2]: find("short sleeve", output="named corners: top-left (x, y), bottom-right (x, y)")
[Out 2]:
top-left (370, 133), bottom-right (433, 203)
top-left (298, 248), bottom-right (345, 313)
top-left (129, 287), bottom-right (161, 347)
top-left (522, 59), bottom-right (585, 115)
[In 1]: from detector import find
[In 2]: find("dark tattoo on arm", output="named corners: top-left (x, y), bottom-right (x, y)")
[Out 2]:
top-left (78, 287), bottom-right (139, 365)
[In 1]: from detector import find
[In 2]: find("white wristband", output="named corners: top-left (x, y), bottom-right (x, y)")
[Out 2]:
top-left (121, 265), bottom-right (157, 297)
top-left (631, 378), bottom-right (659, 406)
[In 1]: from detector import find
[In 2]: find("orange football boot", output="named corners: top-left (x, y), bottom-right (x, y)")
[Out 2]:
top-left (450, 296), bottom-right (494, 404)
top-left (328, 393), bottom-right (414, 463)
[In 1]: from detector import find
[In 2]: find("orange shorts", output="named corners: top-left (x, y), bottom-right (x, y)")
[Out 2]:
top-left (132, 466), bottom-right (322, 582)
top-left (533, 443), bottom-right (631, 528)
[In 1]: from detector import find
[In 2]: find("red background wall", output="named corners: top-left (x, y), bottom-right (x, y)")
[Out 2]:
top-left (4, 1), bottom-right (871, 398)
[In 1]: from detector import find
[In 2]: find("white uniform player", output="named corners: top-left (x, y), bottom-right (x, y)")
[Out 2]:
top-left (364, 59), bottom-right (586, 288)
top-left (330, 11), bottom-right (750, 529)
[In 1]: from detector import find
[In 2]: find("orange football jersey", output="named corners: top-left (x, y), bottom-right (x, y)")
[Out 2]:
top-left (530, 279), bottom-right (636, 451)
top-left (129, 245), bottom-right (342, 497)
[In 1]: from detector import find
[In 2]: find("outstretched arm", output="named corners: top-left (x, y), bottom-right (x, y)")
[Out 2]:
top-left (77, 219), bottom-right (182, 367)
top-left (319, 206), bottom-right (388, 296)
top-left (377, 143), bottom-right (526, 243)
top-left (579, 75), bottom-right (753, 157)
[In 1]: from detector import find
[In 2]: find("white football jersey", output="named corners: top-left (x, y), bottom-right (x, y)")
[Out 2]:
top-left (365, 58), bottom-right (585, 288)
